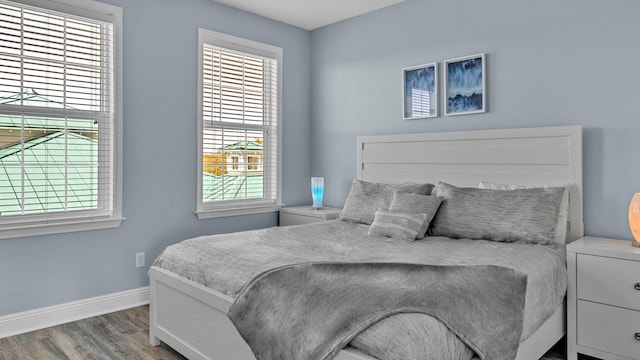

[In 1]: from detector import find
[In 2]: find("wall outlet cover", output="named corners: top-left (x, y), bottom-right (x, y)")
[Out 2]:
top-left (135, 252), bottom-right (145, 268)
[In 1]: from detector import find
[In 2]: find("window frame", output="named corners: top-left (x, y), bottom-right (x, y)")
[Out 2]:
top-left (0, 0), bottom-right (123, 239)
top-left (196, 28), bottom-right (282, 219)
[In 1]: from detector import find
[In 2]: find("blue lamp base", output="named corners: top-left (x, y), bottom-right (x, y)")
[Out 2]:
top-left (311, 177), bottom-right (324, 210)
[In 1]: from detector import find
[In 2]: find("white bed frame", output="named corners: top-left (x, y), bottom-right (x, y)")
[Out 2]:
top-left (149, 125), bottom-right (583, 360)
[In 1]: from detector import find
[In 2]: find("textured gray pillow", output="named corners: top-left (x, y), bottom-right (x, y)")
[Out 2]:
top-left (478, 181), bottom-right (569, 244)
top-left (431, 182), bottom-right (565, 244)
top-left (389, 192), bottom-right (443, 239)
top-left (395, 182), bottom-right (434, 195)
top-left (368, 209), bottom-right (428, 240)
top-left (338, 179), bottom-right (434, 225)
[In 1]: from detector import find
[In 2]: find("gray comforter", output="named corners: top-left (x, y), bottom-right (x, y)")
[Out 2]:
top-left (152, 220), bottom-right (567, 360)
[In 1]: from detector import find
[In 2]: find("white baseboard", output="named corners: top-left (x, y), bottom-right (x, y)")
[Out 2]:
top-left (0, 286), bottom-right (149, 339)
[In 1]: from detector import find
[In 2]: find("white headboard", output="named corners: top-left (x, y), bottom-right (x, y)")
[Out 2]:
top-left (357, 126), bottom-right (583, 242)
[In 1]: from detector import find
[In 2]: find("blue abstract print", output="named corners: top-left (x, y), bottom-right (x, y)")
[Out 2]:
top-left (447, 56), bottom-right (484, 114)
top-left (404, 65), bottom-right (436, 118)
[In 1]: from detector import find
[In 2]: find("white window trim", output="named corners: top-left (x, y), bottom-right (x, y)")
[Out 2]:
top-left (196, 28), bottom-right (282, 219)
top-left (0, 0), bottom-right (124, 239)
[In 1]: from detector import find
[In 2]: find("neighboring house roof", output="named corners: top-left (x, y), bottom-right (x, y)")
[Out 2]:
top-left (0, 131), bottom-right (264, 215)
top-left (222, 141), bottom-right (263, 151)
top-left (0, 88), bottom-right (75, 109)
top-left (203, 140), bottom-right (265, 200)
top-left (0, 113), bottom-right (96, 132)
top-left (202, 172), bottom-right (264, 201)
top-left (0, 89), bottom-right (95, 131)
top-left (0, 132), bottom-right (98, 216)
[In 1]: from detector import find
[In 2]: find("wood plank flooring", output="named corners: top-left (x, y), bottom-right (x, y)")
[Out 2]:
top-left (0, 306), bottom-right (185, 360)
top-left (0, 305), bottom-right (594, 360)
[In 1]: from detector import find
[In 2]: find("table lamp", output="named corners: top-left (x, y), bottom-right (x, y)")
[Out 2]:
top-left (311, 177), bottom-right (324, 210)
top-left (628, 193), bottom-right (640, 247)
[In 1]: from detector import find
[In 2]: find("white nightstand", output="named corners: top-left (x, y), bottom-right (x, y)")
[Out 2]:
top-left (566, 236), bottom-right (640, 360)
top-left (279, 206), bottom-right (341, 226)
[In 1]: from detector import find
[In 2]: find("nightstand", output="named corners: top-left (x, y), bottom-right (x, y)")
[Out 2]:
top-left (279, 206), bottom-right (341, 226)
top-left (567, 236), bottom-right (640, 360)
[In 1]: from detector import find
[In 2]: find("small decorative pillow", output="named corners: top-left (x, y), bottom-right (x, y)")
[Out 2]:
top-left (368, 209), bottom-right (428, 241)
top-left (338, 179), bottom-right (434, 225)
top-left (431, 182), bottom-right (565, 244)
top-left (389, 192), bottom-right (443, 239)
top-left (478, 181), bottom-right (570, 244)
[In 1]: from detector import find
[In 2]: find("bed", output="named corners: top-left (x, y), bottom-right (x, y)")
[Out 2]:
top-left (149, 125), bottom-right (583, 360)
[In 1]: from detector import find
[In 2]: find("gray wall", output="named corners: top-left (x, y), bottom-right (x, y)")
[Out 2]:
top-left (311, 0), bottom-right (640, 241)
top-left (0, 0), bottom-right (311, 316)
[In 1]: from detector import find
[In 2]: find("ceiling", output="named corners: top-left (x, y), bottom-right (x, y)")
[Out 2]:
top-left (212, 0), bottom-right (406, 30)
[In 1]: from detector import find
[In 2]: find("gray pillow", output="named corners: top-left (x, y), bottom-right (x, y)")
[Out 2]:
top-left (395, 182), bottom-right (434, 195)
top-left (338, 179), bottom-right (434, 225)
top-left (478, 181), bottom-right (569, 244)
top-left (368, 209), bottom-right (428, 241)
top-left (389, 192), bottom-right (443, 239)
top-left (431, 182), bottom-right (565, 244)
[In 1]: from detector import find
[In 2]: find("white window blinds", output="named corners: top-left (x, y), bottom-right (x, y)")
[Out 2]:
top-left (0, 0), bottom-right (122, 238)
top-left (198, 29), bottom-right (281, 218)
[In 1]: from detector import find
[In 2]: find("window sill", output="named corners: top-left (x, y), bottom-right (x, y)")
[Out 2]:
top-left (0, 217), bottom-right (126, 240)
top-left (196, 204), bottom-right (282, 219)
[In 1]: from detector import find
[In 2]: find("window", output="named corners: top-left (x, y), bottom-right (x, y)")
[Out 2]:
top-left (231, 156), bottom-right (239, 170)
top-left (0, 0), bottom-right (123, 239)
top-left (197, 29), bottom-right (281, 218)
top-left (247, 156), bottom-right (259, 171)
top-left (411, 88), bottom-right (431, 117)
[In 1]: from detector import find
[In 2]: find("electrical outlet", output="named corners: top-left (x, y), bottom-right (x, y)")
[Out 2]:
top-left (135, 252), bottom-right (145, 268)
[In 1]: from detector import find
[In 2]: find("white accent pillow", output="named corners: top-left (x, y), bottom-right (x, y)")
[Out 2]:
top-left (478, 181), bottom-right (569, 244)
top-left (389, 192), bottom-right (443, 239)
top-left (368, 209), bottom-right (428, 241)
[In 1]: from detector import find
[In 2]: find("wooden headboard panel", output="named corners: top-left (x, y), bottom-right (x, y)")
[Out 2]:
top-left (357, 126), bottom-right (583, 242)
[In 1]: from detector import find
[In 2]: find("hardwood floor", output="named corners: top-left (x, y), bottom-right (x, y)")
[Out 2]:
top-left (0, 306), bottom-right (185, 360)
top-left (0, 305), bottom-right (594, 360)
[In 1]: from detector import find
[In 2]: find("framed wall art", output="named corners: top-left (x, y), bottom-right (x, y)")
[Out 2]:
top-left (444, 53), bottom-right (486, 116)
top-left (403, 63), bottom-right (438, 119)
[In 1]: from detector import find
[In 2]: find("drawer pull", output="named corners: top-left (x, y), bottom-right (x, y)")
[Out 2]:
top-left (636, 332), bottom-right (640, 341)
top-left (635, 282), bottom-right (640, 290)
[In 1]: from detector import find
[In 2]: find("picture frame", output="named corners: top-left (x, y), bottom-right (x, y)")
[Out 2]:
top-left (403, 62), bottom-right (438, 119)
top-left (444, 53), bottom-right (486, 116)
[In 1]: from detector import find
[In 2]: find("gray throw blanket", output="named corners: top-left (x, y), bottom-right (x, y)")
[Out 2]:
top-left (227, 262), bottom-right (527, 360)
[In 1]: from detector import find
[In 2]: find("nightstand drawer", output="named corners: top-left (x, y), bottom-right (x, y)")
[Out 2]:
top-left (577, 300), bottom-right (640, 359)
top-left (577, 254), bottom-right (640, 311)
top-left (279, 213), bottom-right (323, 226)
top-left (279, 206), bottom-right (341, 226)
